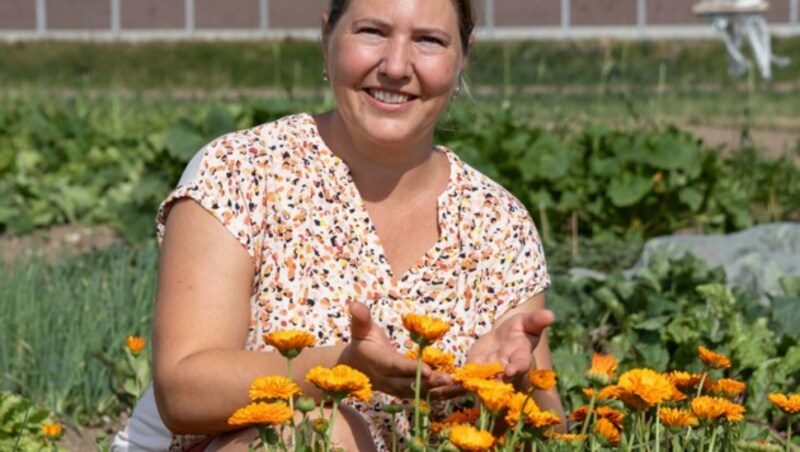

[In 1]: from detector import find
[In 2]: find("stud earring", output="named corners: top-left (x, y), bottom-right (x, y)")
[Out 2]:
top-left (451, 84), bottom-right (461, 99)
top-left (322, 69), bottom-right (329, 81)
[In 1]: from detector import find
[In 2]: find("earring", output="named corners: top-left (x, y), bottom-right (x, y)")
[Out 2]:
top-left (322, 69), bottom-right (329, 81)
top-left (451, 84), bottom-right (461, 99)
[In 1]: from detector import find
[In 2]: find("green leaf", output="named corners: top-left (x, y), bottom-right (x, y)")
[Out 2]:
top-left (770, 295), bottom-right (800, 339)
top-left (633, 315), bottom-right (671, 331)
top-left (205, 105), bottom-right (236, 139)
top-left (608, 173), bottom-right (653, 207)
top-left (779, 276), bottom-right (800, 296)
top-left (165, 122), bottom-right (206, 162)
top-left (678, 186), bottom-right (703, 211)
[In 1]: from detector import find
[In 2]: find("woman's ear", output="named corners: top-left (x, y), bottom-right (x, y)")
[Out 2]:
top-left (460, 33), bottom-right (475, 71)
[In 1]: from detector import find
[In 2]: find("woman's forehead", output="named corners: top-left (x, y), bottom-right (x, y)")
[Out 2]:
top-left (341, 0), bottom-right (460, 28)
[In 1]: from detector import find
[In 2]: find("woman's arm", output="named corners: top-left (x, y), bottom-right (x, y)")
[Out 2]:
top-left (152, 199), bottom-right (347, 434)
top-left (153, 199), bottom-right (444, 435)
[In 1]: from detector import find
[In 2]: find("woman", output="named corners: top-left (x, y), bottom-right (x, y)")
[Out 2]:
top-left (119, 0), bottom-right (564, 450)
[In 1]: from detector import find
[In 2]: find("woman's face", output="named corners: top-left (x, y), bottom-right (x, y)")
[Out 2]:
top-left (323, 0), bottom-right (466, 150)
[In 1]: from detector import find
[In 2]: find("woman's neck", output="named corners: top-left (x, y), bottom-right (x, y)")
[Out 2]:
top-left (315, 110), bottom-right (443, 203)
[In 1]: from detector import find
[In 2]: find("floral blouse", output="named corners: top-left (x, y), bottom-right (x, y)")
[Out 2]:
top-left (156, 113), bottom-right (550, 450)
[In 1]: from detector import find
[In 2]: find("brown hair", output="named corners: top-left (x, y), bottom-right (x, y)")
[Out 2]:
top-left (324, 0), bottom-right (475, 53)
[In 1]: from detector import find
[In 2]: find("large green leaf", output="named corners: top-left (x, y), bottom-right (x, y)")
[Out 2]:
top-left (164, 122), bottom-right (206, 161)
top-left (608, 172), bottom-right (653, 207)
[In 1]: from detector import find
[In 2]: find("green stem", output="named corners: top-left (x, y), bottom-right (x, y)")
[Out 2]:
top-left (325, 399), bottom-right (340, 452)
top-left (707, 425), bottom-right (718, 452)
top-left (787, 416), bottom-right (793, 452)
top-left (287, 357), bottom-right (297, 451)
top-left (696, 372), bottom-right (708, 398)
top-left (655, 404), bottom-right (661, 452)
top-left (580, 392), bottom-right (597, 437)
top-left (390, 413), bottom-right (397, 452)
top-left (699, 425), bottom-right (707, 452)
top-left (414, 346), bottom-right (424, 438)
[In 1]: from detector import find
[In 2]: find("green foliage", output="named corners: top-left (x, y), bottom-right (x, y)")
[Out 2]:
top-left (438, 105), bottom-right (799, 241)
top-left (0, 243), bottom-right (158, 424)
top-left (0, 391), bottom-right (52, 451)
top-left (547, 252), bottom-right (800, 431)
top-left (1, 98), bottom-right (798, 243)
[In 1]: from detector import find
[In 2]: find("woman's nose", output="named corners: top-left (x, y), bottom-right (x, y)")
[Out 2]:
top-left (380, 38), bottom-right (412, 80)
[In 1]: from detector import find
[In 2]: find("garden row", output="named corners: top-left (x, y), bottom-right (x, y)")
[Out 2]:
top-left (2, 234), bottom-right (798, 448)
top-left (1, 97), bottom-right (798, 244)
top-left (2, 38), bottom-right (800, 90)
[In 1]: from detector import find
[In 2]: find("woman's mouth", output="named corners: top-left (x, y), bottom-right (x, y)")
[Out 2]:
top-left (366, 88), bottom-right (415, 104)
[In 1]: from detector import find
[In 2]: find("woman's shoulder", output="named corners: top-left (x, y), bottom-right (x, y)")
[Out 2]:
top-left (176, 113), bottom-right (320, 185)
top-left (202, 112), bottom-right (318, 160)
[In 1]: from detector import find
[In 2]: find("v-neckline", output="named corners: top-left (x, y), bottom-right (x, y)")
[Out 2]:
top-left (305, 113), bottom-right (458, 287)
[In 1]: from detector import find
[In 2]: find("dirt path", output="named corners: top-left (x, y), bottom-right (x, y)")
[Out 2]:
top-left (679, 123), bottom-right (799, 160)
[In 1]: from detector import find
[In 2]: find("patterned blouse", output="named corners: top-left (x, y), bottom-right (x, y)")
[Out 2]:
top-left (156, 113), bottom-right (550, 450)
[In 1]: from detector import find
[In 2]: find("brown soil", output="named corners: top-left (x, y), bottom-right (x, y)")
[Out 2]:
top-left (60, 413), bottom-right (128, 451)
top-left (0, 224), bottom-right (122, 264)
top-left (679, 122), bottom-right (800, 160)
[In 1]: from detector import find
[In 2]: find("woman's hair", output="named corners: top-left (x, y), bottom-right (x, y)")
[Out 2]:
top-left (324, 0), bottom-right (475, 53)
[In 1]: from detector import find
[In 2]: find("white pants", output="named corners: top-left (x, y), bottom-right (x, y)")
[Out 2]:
top-left (111, 384), bottom-right (172, 452)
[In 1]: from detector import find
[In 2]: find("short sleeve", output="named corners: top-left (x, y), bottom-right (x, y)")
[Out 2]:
top-left (479, 211), bottom-right (551, 328)
top-left (155, 137), bottom-right (267, 259)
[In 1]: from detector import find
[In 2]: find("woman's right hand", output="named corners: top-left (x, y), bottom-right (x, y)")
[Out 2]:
top-left (339, 302), bottom-right (457, 400)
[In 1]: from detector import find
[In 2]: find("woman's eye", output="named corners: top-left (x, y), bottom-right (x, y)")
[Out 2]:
top-left (359, 27), bottom-right (382, 35)
top-left (420, 36), bottom-right (445, 46)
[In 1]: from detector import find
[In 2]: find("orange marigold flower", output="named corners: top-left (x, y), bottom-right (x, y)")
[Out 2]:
top-left (528, 370), bottom-right (557, 391)
top-left (405, 347), bottom-right (456, 373)
top-left (548, 432), bottom-right (587, 442)
top-left (667, 371), bottom-right (702, 390)
top-left (709, 378), bottom-right (746, 399)
top-left (698, 346), bottom-right (731, 369)
top-left (443, 407), bottom-right (481, 426)
top-left (452, 363), bottom-right (504, 384)
top-left (568, 405), bottom-right (625, 429)
top-left (595, 417), bottom-right (621, 446)
top-left (41, 422), bottom-right (62, 439)
top-left (402, 313), bottom-right (450, 346)
top-left (126, 336), bottom-right (146, 356)
top-left (228, 401), bottom-right (294, 426)
top-left (505, 392), bottom-right (561, 429)
top-left (449, 424), bottom-right (495, 451)
top-left (768, 393), bottom-right (800, 414)
top-left (617, 368), bottom-right (676, 407)
top-left (583, 385), bottom-right (624, 402)
top-left (264, 330), bottom-right (316, 358)
top-left (658, 407), bottom-right (698, 427)
top-left (430, 421), bottom-right (446, 434)
top-left (691, 396), bottom-right (745, 422)
top-left (465, 379), bottom-right (515, 413)
top-left (249, 375), bottom-right (301, 401)
top-left (586, 353), bottom-right (617, 385)
top-left (305, 365), bottom-right (372, 402)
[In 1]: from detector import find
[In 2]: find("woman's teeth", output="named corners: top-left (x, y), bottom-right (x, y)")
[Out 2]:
top-left (369, 89), bottom-right (410, 104)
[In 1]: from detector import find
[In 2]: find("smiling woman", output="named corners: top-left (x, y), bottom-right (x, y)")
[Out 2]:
top-left (112, 0), bottom-right (563, 451)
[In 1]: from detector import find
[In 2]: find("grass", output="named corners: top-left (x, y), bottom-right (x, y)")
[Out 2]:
top-left (0, 243), bottom-right (158, 424)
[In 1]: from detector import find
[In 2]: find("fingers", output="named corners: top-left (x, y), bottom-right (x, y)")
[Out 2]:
top-left (428, 384), bottom-right (466, 401)
top-left (503, 345), bottom-right (533, 377)
top-left (349, 301), bottom-right (373, 340)
top-left (518, 309), bottom-right (555, 336)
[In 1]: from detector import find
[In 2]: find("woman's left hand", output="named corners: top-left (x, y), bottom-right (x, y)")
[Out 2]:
top-left (466, 308), bottom-right (555, 379)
